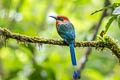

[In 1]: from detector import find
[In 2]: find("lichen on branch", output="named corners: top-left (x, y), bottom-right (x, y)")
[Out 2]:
top-left (0, 27), bottom-right (120, 61)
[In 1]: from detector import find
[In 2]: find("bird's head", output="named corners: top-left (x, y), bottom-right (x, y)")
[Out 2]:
top-left (50, 15), bottom-right (70, 26)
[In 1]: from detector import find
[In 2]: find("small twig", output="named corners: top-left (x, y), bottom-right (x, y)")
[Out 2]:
top-left (91, 3), bottom-right (120, 15)
top-left (91, 5), bottom-right (112, 15)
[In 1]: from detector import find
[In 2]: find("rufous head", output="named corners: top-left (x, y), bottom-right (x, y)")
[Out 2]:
top-left (50, 15), bottom-right (70, 26)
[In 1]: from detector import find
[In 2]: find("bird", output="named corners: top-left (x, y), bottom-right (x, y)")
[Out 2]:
top-left (50, 15), bottom-right (77, 66)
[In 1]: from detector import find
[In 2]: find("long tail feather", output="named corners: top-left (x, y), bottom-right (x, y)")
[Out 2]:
top-left (69, 41), bottom-right (77, 66)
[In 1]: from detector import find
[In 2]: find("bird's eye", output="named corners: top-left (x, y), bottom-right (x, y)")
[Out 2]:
top-left (58, 17), bottom-right (63, 21)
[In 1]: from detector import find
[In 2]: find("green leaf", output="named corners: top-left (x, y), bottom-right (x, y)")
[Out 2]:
top-left (118, 16), bottom-right (120, 29)
top-left (104, 16), bottom-right (117, 34)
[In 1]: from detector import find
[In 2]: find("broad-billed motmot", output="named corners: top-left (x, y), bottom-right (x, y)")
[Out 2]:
top-left (50, 15), bottom-right (80, 79)
top-left (50, 15), bottom-right (77, 66)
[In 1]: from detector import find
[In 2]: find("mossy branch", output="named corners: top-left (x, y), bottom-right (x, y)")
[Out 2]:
top-left (0, 27), bottom-right (120, 61)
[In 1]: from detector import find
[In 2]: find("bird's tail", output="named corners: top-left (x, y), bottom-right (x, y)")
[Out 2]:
top-left (69, 41), bottom-right (77, 66)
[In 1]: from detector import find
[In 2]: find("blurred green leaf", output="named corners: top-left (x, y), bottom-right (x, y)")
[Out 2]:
top-left (83, 69), bottom-right (104, 80)
top-left (104, 16), bottom-right (117, 34)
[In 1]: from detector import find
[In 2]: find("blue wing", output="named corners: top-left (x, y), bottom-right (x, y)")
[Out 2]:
top-left (57, 22), bottom-right (75, 43)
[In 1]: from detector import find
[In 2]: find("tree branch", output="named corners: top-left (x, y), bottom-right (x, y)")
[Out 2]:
top-left (0, 27), bottom-right (120, 61)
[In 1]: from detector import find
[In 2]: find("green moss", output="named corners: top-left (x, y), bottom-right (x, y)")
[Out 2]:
top-left (97, 35), bottom-right (120, 62)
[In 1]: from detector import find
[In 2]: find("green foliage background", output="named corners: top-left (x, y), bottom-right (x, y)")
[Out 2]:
top-left (0, 0), bottom-right (120, 80)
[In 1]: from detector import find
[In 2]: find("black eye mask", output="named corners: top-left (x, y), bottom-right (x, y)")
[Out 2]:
top-left (57, 17), bottom-right (63, 21)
